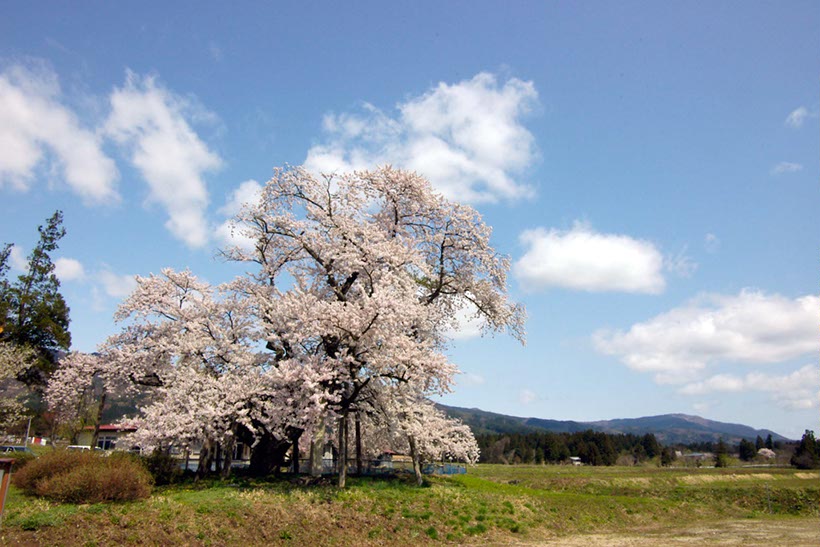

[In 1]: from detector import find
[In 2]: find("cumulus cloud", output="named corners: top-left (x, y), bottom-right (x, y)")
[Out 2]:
top-left (594, 290), bottom-right (820, 384)
top-left (514, 222), bottom-right (665, 294)
top-left (215, 179), bottom-right (263, 251)
top-left (784, 106), bottom-right (814, 128)
top-left (304, 72), bottom-right (539, 204)
top-left (680, 365), bottom-right (819, 411)
top-left (0, 64), bottom-right (118, 202)
top-left (98, 269), bottom-right (137, 298)
top-left (770, 162), bottom-right (803, 175)
top-left (105, 71), bottom-right (221, 248)
top-left (54, 257), bottom-right (86, 281)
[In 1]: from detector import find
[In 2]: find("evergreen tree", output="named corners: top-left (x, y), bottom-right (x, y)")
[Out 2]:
top-left (0, 211), bottom-right (71, 387)
top-left (790, 430), bottom-right (820, 469)
top-left (660, 446), bottom-right (676, 467)
top-left (714, 438), bottom-right (730, 468)
top-left (755, 435), bottom-right (764, 451)
top-left (738, 438), bottom-right (756, 461)
top-left (765, 434), bottom-right (774, 450)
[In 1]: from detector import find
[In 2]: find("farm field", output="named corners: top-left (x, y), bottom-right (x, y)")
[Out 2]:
top-left (1, 464), bottom-right (817, 546)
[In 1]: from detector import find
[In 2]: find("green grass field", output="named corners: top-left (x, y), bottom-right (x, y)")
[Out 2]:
top-left (1, 464), bottom-right (817, 546)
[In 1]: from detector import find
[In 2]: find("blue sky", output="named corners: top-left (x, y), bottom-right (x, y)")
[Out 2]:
top-left (1, 2), bottom-right (817, 438)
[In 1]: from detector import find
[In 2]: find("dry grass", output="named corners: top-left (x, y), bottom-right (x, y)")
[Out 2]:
top-left (0, 465), bottom-right (816, 546)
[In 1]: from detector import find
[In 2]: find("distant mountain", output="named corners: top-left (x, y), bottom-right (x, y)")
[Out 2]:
top-left (438, 404), bottom-right (788, 445)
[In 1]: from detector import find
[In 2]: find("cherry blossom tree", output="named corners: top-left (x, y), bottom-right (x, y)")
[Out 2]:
top-left (223, 166), bottom-right (524, 486)
top-left (0, 342), bottom-right (37, 431)
top-left (47, 166), bottom-right (524, 486)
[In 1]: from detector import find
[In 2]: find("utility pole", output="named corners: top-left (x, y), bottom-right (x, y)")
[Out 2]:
top-left (23, 416), bottom-right (32, 448)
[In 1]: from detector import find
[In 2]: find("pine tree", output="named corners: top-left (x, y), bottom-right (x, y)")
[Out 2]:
top-left (0, 211), bottom-right (71, 387)
top-left (790, 430), bottom-right (820, 469)
top-left (738, 438), bottom-right (756, 461)
top-left (714, 438), bottom-right (730, 468)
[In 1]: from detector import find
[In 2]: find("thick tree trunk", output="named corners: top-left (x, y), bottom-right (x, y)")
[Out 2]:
top-left (337, 413), bottom-right (348, 488)
top-left (248, 432), bottom-right (291, 477)
top-left (289, 429), bottom-right (301, 474)
top-left (355, 412), bottom-right (362, 476)
top-left (310, 417), bottom-right (325, 476)
top-left (197, 439), bottom-right (215, 480)
top-left (408, 436), bottom-right (424, 486)
top-left (220, 436), bottom-right (235, 479)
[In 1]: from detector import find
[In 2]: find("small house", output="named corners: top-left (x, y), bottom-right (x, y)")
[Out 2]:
top-left (76, 425), bottom-right (137, 451)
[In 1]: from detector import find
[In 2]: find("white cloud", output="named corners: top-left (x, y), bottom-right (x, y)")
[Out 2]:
top-left (514, 222), bottom-right (665, 294)
top-left (771, 161), bottom-right (803, 175)
top-left (0, 64), bottom-right (118, 203)
top-left (215, 179), bottom-right (262, 251)
top-left (704, 233), bottom-right (720, 254)
top-left (680, 365), bottom-right (819, 411)
top-left (519, 389), bottom-right (538, 405)
top-left (784, 106), bottom-right (814, 128)
top-left (8, 245), bottom-right (27, 272)
top-left (594, 290), bottom-right (820, 384)
top-left (98, 270), bottom-right (137, 299)
top-left (105, 71), bottom-right (221, 248)
top-left (54, 257), bottom-right (85, 281)
top-left (304, 72), bottom-right (539, 204)
top-left (444, 300), bottom-right (486, 340)
top-left (664, 246), bottom-right (698, 278)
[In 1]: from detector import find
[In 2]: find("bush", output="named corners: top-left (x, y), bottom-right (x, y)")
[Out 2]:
top-left (12, 450), bottom-right (152, 503)
top-left (5, 450), bottom-right (36, 471)
top-left (142, 450), bottom-right (184, 485)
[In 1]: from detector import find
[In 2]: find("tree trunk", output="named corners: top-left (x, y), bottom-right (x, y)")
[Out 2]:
top-left (337, 413), bottom-right (348, 488)
top-left (310, 417), bottom-right (325, 476)
top-left (248, 431), bottom-right (291, 477)
top-left (196, 439), bottom-right (215, 480)
top-left (90, 391), bottom-right (107, 449)
top-left (408, 436), bottom-right (424, 486)
top-left (289, 429), bottom-right (301, 474)
top-left (355, 412), bottom-right (362, 476)
top-left (220, 436), bottom-right (235, 479)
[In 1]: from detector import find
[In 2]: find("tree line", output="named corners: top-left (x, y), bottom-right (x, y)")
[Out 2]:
top-left (476, 430), bottom-right (676, 466)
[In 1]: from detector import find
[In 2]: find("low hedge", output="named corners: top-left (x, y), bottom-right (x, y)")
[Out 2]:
top-left (12, 450), bottom-right (153, 503)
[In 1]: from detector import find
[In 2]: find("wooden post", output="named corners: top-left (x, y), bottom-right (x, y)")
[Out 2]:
top-left (0, 459), bottom-right (14, 527)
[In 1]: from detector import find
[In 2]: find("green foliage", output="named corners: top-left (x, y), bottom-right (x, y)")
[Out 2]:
top-left (142, 449), bottom-right (184, 485)
top-left (738, 439), bottom-right (756, 461)
top-left (476, 430), bottom-right (662, 466)
top-left (791, 430), bottom-right (820, 469)
top-left (0, 211), bottom-right (71, 388)
top-left (660, 446), bottom-right (676, 467)
top-left (714, 438), bottom-right (730, 468)
top-left (12, 449), bottom-right (152, 503)
top-left (5, 449), bottom-right (36, 470)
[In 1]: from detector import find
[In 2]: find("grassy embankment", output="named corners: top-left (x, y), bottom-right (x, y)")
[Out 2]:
top-left (1, 464), bottom-right (817, 545)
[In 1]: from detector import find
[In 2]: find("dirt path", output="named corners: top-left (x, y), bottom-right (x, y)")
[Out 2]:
top-left (479, 519), bottom-right (820, 546)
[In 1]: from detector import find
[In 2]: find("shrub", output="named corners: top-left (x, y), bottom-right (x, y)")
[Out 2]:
top-left (12, 449), bottom-right (152, 503)
top-left (5, 450), bottom-right (36, 471)
top-left (141, 450), bottom-right (183, 485)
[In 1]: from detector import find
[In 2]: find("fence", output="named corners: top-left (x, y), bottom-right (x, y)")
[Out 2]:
top-left (296, 458), bottom-right (467, 476)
